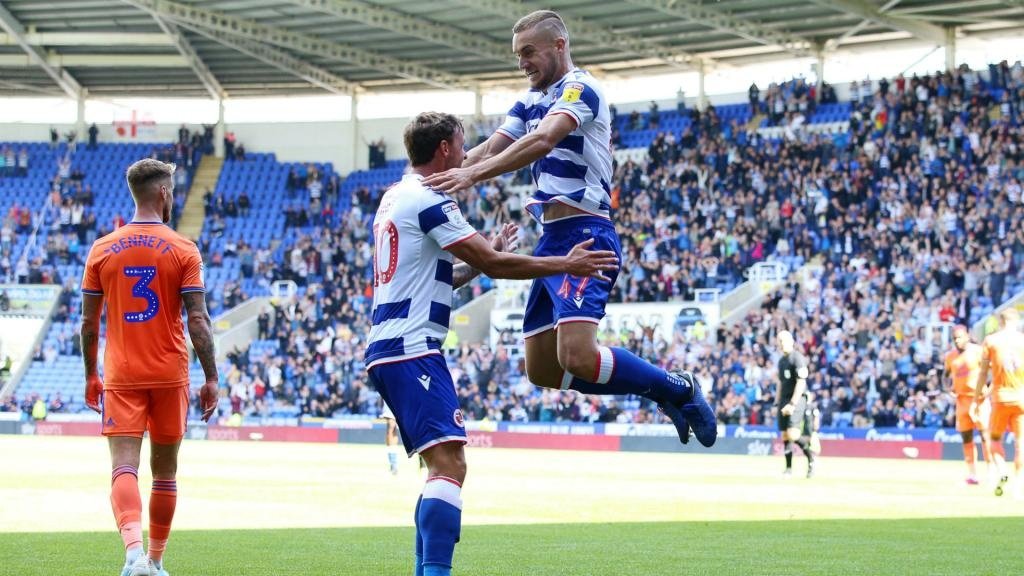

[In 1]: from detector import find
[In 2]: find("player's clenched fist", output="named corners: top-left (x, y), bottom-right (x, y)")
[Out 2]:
top-left (84, 374), bottom-right (103, 413)
top-left (200, 380), bottom-right (219, 422)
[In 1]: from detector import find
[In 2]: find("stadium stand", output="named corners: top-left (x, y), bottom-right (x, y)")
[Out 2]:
top-left (3, 61), bottom-right (1023, 431)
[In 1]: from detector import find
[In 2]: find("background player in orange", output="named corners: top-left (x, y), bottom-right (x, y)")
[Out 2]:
top-left (973, 308), bottom-right (1024, 497)
top-left (80, 158), bottom-right (219, 576)
top-left (944, 325), bottom-right (993, 485)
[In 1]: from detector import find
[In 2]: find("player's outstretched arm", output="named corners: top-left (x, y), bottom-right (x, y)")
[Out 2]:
top-left (452, 222), bottom-right (520, 288)
top-left (448, 233), bottom-right (617, 281)
top-left (424, 113), bottom-right (577, 193)
top-left (80, 293), bottom-right (104, 413)
top-left (463, 131), bottom-right (515, 168)
top-left (183, 292), bottom-right (219, 422)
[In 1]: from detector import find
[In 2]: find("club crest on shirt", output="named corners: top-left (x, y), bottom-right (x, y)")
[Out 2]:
top-left (784, 369), bottom-right (791, 379)
top-left (453, 409), bottom-right (465, 428)
top-left (560, 82), bottom-right (584, 103)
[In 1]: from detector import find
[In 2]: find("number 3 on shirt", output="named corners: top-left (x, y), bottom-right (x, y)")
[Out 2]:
top-left (372, 221), bottom-right (399, 286)
top-left (124, 266), bottom-right (159, 323)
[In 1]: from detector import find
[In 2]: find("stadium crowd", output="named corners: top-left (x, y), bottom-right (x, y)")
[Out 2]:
top-left (4, 61), bottom-right (1024, 430)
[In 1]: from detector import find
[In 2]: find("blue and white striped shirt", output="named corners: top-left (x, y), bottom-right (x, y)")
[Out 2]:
top-left (365, 174), bottom-right (477, 368)
top-left (497, 68), bottom-right (612, 222)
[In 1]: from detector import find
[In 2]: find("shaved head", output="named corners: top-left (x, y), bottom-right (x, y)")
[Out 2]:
top-left (952, 325), bottom-right (970, 351)
top-left (513, 10), bottom-right (569, 44)
top-left (778, 330), bottom-right (795, 354)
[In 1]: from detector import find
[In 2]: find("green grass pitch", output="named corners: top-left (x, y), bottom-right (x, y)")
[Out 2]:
top-left (1, 435), bottom-right (1022, 575)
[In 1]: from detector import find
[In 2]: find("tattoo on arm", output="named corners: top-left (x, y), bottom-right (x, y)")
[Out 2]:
top-left (182, 292), bottom-right (218, 382)
top-left (452, 263), bottom-right (480, 289)
top-left (81, 327), bottom-right (99, 376)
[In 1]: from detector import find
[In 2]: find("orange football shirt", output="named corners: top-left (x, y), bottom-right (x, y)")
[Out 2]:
top-left (82, 222), bottom-right (204, 389)
top-left (944, 343), bottom-right (984, 397)
top-left (982, 329), bottom-right (1024, 405)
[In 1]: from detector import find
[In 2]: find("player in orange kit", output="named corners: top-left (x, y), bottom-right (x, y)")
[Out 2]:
top-left (80, 159), bottom-right (219, 576)
top-left (943, 325), bottom-right (993, 485)
top-left (973, 308), bottom-right (1024, 497)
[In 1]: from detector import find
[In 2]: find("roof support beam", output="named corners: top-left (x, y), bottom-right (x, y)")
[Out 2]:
top-left (0, 53), bottom-right (187, 67)
top-left (0, 32), bottom-right (174, 46)
top-left (0, 79), bottom-right (64, 96)
top-left (123, 0), bottom-right (226, 99)
top-left (449, 0), bottom-right (707, 70)
top-left (624, 0), bottom-right (815, 58)
top-left (809, 0), bottom-right (946, 44)
top-left (0, 2), bottom-right (81, 99)
top-left (825, 0), bottom-right (903, 50)
top-left (124, 0), bottom-right (463, 89)
top-left (178, 22), bottom-right (355, 95)
top-left (291, 0), bottom-right (512, 64)
top-left (153, 17), bottom-right (226, 99)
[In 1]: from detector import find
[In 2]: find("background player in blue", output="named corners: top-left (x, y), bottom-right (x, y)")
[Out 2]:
top-left (368, 112), bottom-right (618, 576)
top-left (423, 10), bottom-right (717, 447)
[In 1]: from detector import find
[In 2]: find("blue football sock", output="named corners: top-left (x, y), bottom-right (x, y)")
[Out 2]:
top-left (414, 496), bottom-right (424, 576)
top-left (418, 478), bottom-right (462, 574)
top-left (567, 347), bottom-right (692, 404)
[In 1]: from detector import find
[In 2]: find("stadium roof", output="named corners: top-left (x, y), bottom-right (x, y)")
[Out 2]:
top-left (0, 0), bottom-right (1021, 99)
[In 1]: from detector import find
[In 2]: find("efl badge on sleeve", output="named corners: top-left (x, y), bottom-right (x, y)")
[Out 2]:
top-left (560, 82), bottom-right (584, 103)
top-left (442, 202), bottom-right (466, 225)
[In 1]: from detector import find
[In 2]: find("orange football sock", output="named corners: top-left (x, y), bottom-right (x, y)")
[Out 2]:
top-left (110, 465), bottom-right (142, 551)
top-left (149, 478), bottom-right (178, 563)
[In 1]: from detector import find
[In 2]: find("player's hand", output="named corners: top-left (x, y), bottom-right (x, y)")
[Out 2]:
top-left (422, 167), bottom-right (478, 193)
top-left (491, 222), bottom-right (520, 253)
top-left (781, 403), bottom-right (794, 416)
top-left (84, 374), bottom-right (103, 414)
top-left (199, 380), bottom-right (219, 422)
top-left (564, 238), bottom-right (619, 281)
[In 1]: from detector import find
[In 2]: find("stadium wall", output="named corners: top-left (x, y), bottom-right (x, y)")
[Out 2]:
top-left (2, 414), bottom-right (1014, 462)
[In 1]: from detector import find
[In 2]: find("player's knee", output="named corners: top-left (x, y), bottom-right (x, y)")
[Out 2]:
top-left (525, 359), bottom-right (561, 389)
top-left (556, 343), bottom-right (598, 381)
top-left (423, 442), bottom-right (467, 484)
top-left (150, 450), bottom-right (179, 478)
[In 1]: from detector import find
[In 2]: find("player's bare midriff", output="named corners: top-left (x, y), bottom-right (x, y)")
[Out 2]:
top-left (543, 202), bottom-right (589, 221)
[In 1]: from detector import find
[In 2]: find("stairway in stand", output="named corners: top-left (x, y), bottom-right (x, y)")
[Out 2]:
top-left (177, 154), bottom-right (223, 241)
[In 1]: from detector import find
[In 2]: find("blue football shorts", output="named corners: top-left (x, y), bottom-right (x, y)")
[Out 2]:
top-left (522, 216), bottom-right (622, 338)
top-left (367, 353), bottom-right (466, 456)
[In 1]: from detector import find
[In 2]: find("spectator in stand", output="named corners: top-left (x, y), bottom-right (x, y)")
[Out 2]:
top-left (88, 123), bottom-right (99, 150)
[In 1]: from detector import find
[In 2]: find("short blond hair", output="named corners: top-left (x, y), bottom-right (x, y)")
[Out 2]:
top-left (513, 10), bottom-right (569, 42)
top-left (125, 158), bottom-right (175, 199)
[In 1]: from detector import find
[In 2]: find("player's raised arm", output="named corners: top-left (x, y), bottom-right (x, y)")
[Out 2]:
top-left (423, 112), bottom-right (577, 193)
top-left (463, 130), bottom-right (515, 168)
top-left (182, 292), bottom-right (219, 422)
top-left (447, 233), bottom-right (617, 281)
top-left (80, 292), bottom-right (104, 413)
